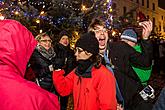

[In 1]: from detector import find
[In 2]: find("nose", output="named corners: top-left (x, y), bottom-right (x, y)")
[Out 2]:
top-left (100, 31), bottom-right (104, 35)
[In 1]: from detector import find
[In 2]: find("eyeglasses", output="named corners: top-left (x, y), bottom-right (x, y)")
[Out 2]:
top-left (93, 28), bottom-right (108, 33)
top-left (74, 47), bottom-right (84, 54)
top-left (40, 39), bottom-right (52, 43)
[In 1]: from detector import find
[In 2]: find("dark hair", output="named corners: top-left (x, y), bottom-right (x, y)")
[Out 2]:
top-left (88, 17), bottom-right (105, 31)
top-left (58, 30), bottom-right (70, 41)
top-left (89, 54), bottom-right (102, 69)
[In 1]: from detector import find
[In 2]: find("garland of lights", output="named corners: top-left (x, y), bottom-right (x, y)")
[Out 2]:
top-left (0, 0), bottom-right (114, 32)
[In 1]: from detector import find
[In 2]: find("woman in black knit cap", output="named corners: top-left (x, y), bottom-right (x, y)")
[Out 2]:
top-left (53, 32), bottom-right (117, 110)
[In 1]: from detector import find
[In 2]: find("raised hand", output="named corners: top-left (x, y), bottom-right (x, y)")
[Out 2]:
top-left (139, 20), bottom-right (153, 40)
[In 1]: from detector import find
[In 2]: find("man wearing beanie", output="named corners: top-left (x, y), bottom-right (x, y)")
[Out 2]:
top-left (88, 18), bottom-right (153, 110)
top-left (121, 29), bottom-right (138, 43)
top-left (52, 32), bottom-right (117, 110)
top-left (121, 28), bottom-right (153, 87)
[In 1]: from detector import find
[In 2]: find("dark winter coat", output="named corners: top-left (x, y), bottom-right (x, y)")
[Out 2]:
top-left (54, 43), bottom-right (76, 75)
top-left (108, 40), bottom-right (153, 109)
top-left (29, 47), bottom-right (56, 92)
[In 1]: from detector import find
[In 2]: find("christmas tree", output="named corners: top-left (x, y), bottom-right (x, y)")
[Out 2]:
top-left (0, 0), bottom-right (115, 37)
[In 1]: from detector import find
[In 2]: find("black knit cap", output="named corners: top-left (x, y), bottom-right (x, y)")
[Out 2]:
top-left (58, 30), bottom-right (70, 41)
top-left (76, 31), bottom-right (99, 55)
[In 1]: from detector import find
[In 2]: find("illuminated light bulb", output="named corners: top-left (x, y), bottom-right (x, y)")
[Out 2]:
top-left (39, 29), bottom-right (43, 33)
top-left (112, 30), bottom-right (116, 36)
top-left (107, 0), bottom-right (110, 2)
top-left (81, 5), bottom-right (86, 11)
top-left (109, 8), bottom-right (113, 12)
top-left (36, 19), bottom-right (40, 24)
top-left (40, 11), bottom-right (44, 15)
top-left (14, 11), bottom-right (19, 15)
top-left (74, 31), bottom-right (79, 36)
top-left (103, 3), bottom-right (107, 6)
top-left (0, 14), bottom-right (5, 20)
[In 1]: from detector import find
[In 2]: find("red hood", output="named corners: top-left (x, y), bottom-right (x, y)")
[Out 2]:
top-left (0, 19), bottom-right (37, 77)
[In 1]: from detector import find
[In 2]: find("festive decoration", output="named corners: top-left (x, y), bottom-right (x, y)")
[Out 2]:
top-left (0, 0), bottom-right (115, 36)
top-left (1, 0), bottom-right (162, 42)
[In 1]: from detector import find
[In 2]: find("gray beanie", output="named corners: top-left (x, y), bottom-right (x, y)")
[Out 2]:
top-left (121, 29), bottom-right (137, 43)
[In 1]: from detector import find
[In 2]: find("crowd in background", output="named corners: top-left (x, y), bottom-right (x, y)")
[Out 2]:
top-left (0, 17), bottom-right (165, 110)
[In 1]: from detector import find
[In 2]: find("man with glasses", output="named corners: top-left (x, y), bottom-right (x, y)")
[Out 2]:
top-left (88, 17), bottom-right (153, 110)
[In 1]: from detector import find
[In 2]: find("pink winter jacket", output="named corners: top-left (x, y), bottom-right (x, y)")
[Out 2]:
top-left (0, 19), bottom-right (60, 110)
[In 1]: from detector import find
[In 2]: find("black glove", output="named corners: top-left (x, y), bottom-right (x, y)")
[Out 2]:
top-left (53, 58), bottom-right (65, 69)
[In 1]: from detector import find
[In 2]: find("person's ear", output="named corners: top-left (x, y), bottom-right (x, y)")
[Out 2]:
top-left (85, 51), bottom-right (93, 57)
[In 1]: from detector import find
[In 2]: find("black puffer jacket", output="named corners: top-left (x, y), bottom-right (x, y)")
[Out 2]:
top-left (108, 40), bottom-right (153, 109)
top-left (29, 47), bottom-right (56, 92)
top-left (54, 43), bottom-right (76, 75)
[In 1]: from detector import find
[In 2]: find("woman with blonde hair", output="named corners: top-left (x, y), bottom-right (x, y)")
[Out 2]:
top-left (29, 32), bottom-right (57, 93)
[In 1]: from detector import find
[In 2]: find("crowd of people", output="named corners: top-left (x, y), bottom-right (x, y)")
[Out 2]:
top-left (0, 17), bottom-right (165, 110)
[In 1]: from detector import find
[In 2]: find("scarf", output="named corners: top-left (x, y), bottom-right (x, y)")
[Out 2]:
top-left (36, 45), bottom-right (56, 60)
top-left (75, 59), bottom-right (93, 78)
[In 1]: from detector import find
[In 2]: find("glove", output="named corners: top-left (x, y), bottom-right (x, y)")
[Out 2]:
top-left (53, 58), bottom-right (65, 69)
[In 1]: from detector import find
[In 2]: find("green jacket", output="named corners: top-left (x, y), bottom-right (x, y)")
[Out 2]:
top-left (132, 45), bottom-right (152, 86)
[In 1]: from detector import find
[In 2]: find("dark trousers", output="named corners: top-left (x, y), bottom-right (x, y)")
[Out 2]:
top-left (60, 96), bottom-right (69, 110)
top-left (127, 95), bottom-right (153, 110)
top-left (132, 101), bottom-right (153, 110)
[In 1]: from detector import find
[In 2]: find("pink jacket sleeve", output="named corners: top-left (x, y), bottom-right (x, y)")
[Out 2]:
top-left (53, 70), bottom-right (74, 96)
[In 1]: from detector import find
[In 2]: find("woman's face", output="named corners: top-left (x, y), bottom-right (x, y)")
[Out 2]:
top-left (74, 47), bottom-right (92, 61)
top-left (59, 35), bottom-right (69, 46)
top-left (38, 35), bottom-right (52, 50)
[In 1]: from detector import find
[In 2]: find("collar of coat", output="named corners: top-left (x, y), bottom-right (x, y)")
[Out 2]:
top-left (75, 64), bottom-right (94, 78)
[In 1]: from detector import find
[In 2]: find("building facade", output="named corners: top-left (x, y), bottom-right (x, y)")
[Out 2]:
top-left (112, 0), bottom-right (165, 39)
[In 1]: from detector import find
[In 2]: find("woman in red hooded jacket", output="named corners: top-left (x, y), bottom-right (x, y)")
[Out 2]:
top-left (0, 19), bottom-right (60, 110)
top-left (53, 32), bottom-right (117, 110)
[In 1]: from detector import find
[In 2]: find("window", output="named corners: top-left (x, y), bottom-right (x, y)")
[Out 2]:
top-left (123, 6), bottom-right (127, 14)
top-left (136, 0), bottom-right (139, 3)
top-left (152, 3), bottom-right (155, 11)
top-left (112, 3), bottom-right (117, 9)
top-left (159, 22), bottom-right (161, 31)
top-left (153, 17), bottom-right (155, 27)
top-left (153, 17), bottom-right (156, 31)
top-left (142, 0), bottom-right (144, 6)
top-left (147, 0), bottom-right (149, 8)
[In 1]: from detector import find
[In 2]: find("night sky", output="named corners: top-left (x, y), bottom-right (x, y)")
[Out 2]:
top-left (158, 0), bottom-right (165, 9)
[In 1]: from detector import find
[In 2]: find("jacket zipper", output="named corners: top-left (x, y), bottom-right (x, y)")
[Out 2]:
top-left (77, 76), bottom-right (82, 109)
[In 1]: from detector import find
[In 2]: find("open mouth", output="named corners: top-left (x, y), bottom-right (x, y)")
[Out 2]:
top-left (99, 38), bottom-right (105, 46)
